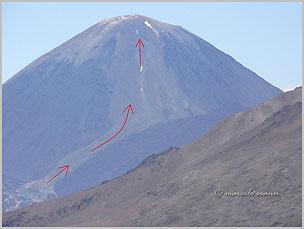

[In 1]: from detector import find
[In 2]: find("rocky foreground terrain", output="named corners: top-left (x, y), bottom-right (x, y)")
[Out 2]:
top-left (3, 87), bottom-right (301, 227)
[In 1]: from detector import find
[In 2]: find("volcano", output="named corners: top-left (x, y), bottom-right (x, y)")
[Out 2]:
top-left (3, 14), bottom-right (281, 211)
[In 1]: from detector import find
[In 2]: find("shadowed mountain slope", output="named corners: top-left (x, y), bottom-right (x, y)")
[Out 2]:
top-left (3, 87), bottom-right (301, 227)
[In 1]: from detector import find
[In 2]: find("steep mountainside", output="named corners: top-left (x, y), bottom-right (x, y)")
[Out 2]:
top-left (3, 87), bottom-right (301, 227)
top-left (3, 14), bottom-right (281, 211)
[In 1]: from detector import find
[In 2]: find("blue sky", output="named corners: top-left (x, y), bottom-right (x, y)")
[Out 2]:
top-left (3, 2), bottom-right (302, 91)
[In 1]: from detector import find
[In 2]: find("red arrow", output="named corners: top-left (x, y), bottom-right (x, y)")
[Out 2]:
top-left (47, 165), bottom-right (69, 184)
top-left (135, 38), bottom-right (144, 69)
top-left (91, 104), bottom-right (134, 152)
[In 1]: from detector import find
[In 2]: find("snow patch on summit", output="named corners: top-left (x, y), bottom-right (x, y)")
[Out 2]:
top-left (144, 21), bottom-right (152, 29)
top-left (144, 20), bottom-right (159, 38)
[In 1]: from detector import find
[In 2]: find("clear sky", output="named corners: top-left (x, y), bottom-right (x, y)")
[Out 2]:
top-left (3, 2), bottom-right (302, 91)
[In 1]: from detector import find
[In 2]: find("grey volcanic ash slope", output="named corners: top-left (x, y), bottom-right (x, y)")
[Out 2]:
top-left (3, 15), bottom-right (281, 211)
top-left (3, 88), bottom-right (301, 227)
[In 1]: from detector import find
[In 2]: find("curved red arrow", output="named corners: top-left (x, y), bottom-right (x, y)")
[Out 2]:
top-left (47, 165), bottom-right (69, 184)
top-left (136, 38), bottom-right (144, 68)
top-left (91, 104), bottom-right (134, 152)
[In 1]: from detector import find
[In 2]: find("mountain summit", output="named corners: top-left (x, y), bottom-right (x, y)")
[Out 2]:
top-left (3, 15), bottom-right (281, 211)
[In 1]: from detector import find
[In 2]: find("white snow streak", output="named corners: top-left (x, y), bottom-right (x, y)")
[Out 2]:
top-left (144, 21), bottom-right (152, 29)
